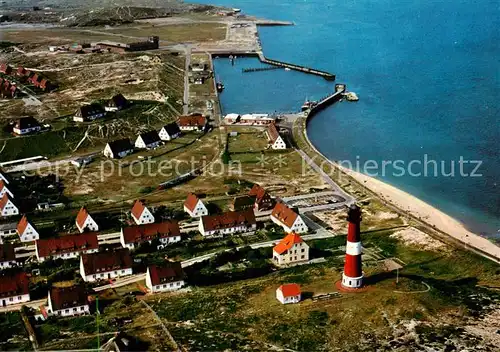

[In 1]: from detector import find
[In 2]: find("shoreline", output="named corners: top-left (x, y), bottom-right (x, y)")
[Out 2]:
top-left (301, 123), bottom-right (500, 263)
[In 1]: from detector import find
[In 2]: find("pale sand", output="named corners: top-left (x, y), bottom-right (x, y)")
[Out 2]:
top-left (337, 165), bottom-right (500, 261)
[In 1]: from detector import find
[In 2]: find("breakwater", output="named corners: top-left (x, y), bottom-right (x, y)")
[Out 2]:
top-left (306, 84), bottom-right (346, 124)
top-left (242, 66), bottom-right (282, 73)
top-left (257, 52), bottom-right (335, 80)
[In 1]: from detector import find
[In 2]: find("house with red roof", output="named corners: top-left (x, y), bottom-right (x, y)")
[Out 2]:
top-left (0, 244), bottom-right (16, 269)
top-left (0, 272), bottom-right (30, 307)
top-left (271, 202), bottom-right (308, 234)
top-left (272, 233), bottom-right (309, 266)
top-left (17, 215), bottom-right (40, 242)
top-left (146, 262), bottom-right (185, 293)
top-left (0, 194), bottom-right (19, 217)
top-left (130, 200), bottom-right (155, 225)
top-left (120, 221), bottom-right (181, 250)
top-left (248, 184), bottom-right (275, 211)
top-left (177, 114), bottom-right (207, 131)
top-left (35, 233), bottom-right (99, 262)
top-left (80, 249), bottom-right (133, 282)
top-left (75, 207), bottom-right (99, 233)
top-left (267, 123), bottom-right (287, 150)
top-left (199, 209), bottom-right (256, 237)
top-left (276, 283), bottom-right (301, 304)
top-left (183, 193), bottom-right (208, 218)
top-left (46, 284), bottom-right (89, 317)
top-left (0, 180), bottom-right (14, 198)
top-left (0, 63), bottom-right (12, 75)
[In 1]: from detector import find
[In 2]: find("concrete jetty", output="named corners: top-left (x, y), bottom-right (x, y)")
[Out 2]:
top-left (306, 84), bottom-right (346, 121)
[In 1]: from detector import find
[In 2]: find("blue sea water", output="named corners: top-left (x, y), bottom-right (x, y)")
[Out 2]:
top-left (198, 0), bottom-right (500, 236)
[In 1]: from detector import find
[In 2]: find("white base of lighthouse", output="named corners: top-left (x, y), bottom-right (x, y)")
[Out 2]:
top-left (342, 273), bottom-right (364, 288)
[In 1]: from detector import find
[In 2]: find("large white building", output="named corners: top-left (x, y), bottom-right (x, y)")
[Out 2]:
top-left (272, 233), bottom-right (309, 266)
top-left (276, 283), bottom-right (301, 305)
top-left (0, 272), bottom-right (30, 307)
top-left (271, 202), bottom-right (308, 234)
top-left (80, 249), bottom-right (133, 282)
top-left (120, 221), bottom-right (182, 250)
top-left (45, 285), bottom-right (89, 318)
top-left (131, 200), bottom-right (155, 225)
top-left (75, 207), bottom-right (99, 233)
top-left (146, 263), bottom-right (185, 293)
top-left (35, 233), bottom-right (99, 262)
top-left (183, 193), bottom-right (208, 218)
top-left (199, 209), bottom-right (256, 237)
top-left (17, 215), bottom-right (40, 242)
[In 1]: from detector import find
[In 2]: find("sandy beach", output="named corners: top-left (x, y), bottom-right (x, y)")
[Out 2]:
top-left (336, 165), bottom-right (500, 262)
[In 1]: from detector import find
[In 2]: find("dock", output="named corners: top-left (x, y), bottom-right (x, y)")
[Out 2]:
top-left (257, 51), bottom-right (335, 81)
top-left (306, 84), bottom-right (346, 121)
top-left (242, 66), bottom-right (282, 73)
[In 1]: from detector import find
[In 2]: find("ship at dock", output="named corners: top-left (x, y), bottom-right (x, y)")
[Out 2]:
top-left (216, 81), bottom-right (225, 93)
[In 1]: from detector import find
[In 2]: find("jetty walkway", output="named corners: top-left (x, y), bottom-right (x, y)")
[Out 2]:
top-left (257, 51), bottom-right (335, 80)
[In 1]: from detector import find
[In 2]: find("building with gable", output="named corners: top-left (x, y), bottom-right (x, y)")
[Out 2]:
top-left (120, 221), bottom-right (181, 250)
top-left (17, 215), bottom-right (40, 242)
top-left (46, 285), bottom-right (89, 317)
top-left (159, 122), bottom-right (181, 141)
top-left (76, 207), bottom-right (99, 233)
top-left (0, 194), bottom-right (18, 217)
top-left (0, 272), bottom-right (30, 307)
top-left (272, 232), bottom-right (309, 266)
top-left (183, 193), bottom-right (208, 218)
top-left (130, 200), bottom-right (155, 225)
top-left (271, 202), bottom-right (308, 234)
top-left (35, 233), bottom-right (99, 262)
top-left (199, 209), bottom-right (256, 237)
top-left (146, 262), bottom-right (185, 293)
top-left (80, 249), bottom-right (133, 282)
top-left (276, 283), bottom-right (301, 304)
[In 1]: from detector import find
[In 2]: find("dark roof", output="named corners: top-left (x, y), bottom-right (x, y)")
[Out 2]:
top-left (81, 249), bottom-right (132, 275)
top-left (107, 138), bottom-right (133, 155)
top-left (162, 122), bottom-right (181, 136)
top-left (148, 263), bottom-right (184, 286)
top-left (78, 103), bottom-right (105, 118)
top-left (231, 195), bottom-right (256, 210)
top-left (0, 243), bottom-right (15, 262)
top-left (50, 285), bottom-right (88, 311)
top-left (36, 233), bottom-right (99, 258)
top-left (107, 93), bottom-right (128, 109)
top-left (201, 209), bottom-right (256, 231)
top-left (138, 130), bottom-right (160, 146)
top-left (14, 116), bottom-right (40, 130)
top-left (0, 272), bottom-right (29, 298)
top-left (122, 221), bottom-right (180, 244)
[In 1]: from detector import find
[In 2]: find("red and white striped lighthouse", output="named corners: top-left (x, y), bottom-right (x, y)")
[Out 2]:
top-left (342, 204), bottom-right (363, 288)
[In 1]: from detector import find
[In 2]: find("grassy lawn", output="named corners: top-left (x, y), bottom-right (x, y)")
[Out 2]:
top-left (227, 130), bottom-right (268, 153)
top-left (0, 312), bottom-right (31, 351)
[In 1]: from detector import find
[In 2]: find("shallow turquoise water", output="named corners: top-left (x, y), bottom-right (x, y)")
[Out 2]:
top-left (201, 0), bottom-right (499, 236)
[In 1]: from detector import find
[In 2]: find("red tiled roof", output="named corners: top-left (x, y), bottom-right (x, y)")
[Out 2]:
top-left (36, 233), bottom-right (99, 258)
top-left (267, 123), bottom-right (280, 143)
top-left (178, 114), bottom-right (206, 127)
top-left (278, 283), bottom-right (301, 297)
top-left (248, 184), bottom-right (273, 209)
top-left (81, 249), bottom-right (132, 275)
top-left (50, 285), bottom-right (88, 311)
top-left (131, 200), bottom-right (147, 220)
top-left (75, 207), bottom-right (91, 229)
top-left (122, 221), bottom-right (180, 244)
top-left (148, 263), bottom-right (184, 286)
top-left (201, 209), bottom-right (256, 232)
top-left (273, 233), bottom-right (304, 255)
top-left (0, 193), bottom-right (15, 211)
top-left (0, 272), bottom-right (29, 298)
top-left (17, 215), bottom-right (30, 235)
top-left (184, 193), bottom-right (200, 212)
top-left (0, 180), bottom-right (7, 192)
top-left (0, 243), bottom-right (15, 262)
top-left (271, 202), bottom-right (298, 228)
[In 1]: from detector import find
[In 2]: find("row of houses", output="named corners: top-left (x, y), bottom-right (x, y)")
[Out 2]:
top-left (73, 94), bottom-right (129, 122)
top-left (0, 77), bottom-right (18, 98)
top-left (0, 63), bottom-right (56, 92)
top-left (0, 259), bottom-right (185, 312)
top-left (103, 115), bottom-right (207, 158)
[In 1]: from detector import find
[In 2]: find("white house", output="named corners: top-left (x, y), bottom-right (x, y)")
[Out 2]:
top-left (0, 180), bottom-right (13, 198)
top-left (45, 285), bottom-right (90, 318)
top-left (271, 202), bottom-right (308, 234)
top-left (120, 221), bottom-right (181, 250)
top-left (276, 283), bottom-right (301, 305)
top-left (183, 193), bottom-right (208, 217)
top-left (146, 263), bottom-right (185, 293)
top-left (80, 249), bottom-right (133, 282)
top-left (76, 207), bottom-right (99, 233)
top-left (267, 123), bottom-right (287, 150)
top-left (131, 200), bottom-right (155, 225)
top-left (74, 104), bottom-right (106, 122)
top-left (35, 233), bottom-right (99, 262)
top-left (0, 244), bottom-right (16, 269)
top-left (0, 272), bottom-right (30, 307)
top-left (272, 233), bottom-right (309, 266)
top-left (13, 116), bottom-right (42, 135)
top-left (135, 131), bottom-right (161, 149)
top-left (199, 209), bottom-right (256, 237)
top-left (17, 215), bottom-right (40, 242)
top-left (103, 138), bottom-right (134, 159)
top-left (159, 123), bottom-right (181, 141)
top-left (0, 194), bottom-right (19, 217)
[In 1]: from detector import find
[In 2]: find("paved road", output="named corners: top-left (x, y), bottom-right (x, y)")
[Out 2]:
top-left (183, 45), bottom-right (191, 115)
top-left (0, 299), bottom-right (46, 313)
top-left (93, 273), bottom-right (146, 292)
